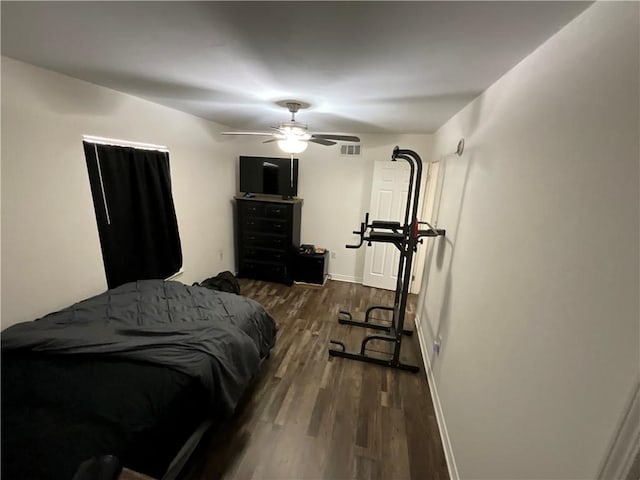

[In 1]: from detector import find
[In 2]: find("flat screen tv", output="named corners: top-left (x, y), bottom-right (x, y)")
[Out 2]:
top-left (239, 156), bottom-right (299, 198)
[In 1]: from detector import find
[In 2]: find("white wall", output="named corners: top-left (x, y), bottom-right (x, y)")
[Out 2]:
top-left (231, 134), bottom-right (432, 283)
top-left (1, 57), bottom-right (237, 328)
top-left (416, 2), bottom-right (639, 479)
top-left (1, 56), bottom-right (432, 328)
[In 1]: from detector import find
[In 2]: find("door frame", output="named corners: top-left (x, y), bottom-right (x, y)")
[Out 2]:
top-left (410, 160), bottom-right (440, 294)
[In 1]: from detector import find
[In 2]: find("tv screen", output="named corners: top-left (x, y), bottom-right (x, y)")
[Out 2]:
top-left (239, 156), bottom-right (299, 197)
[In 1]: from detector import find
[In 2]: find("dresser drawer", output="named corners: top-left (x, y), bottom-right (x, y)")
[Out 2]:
top-left (264, 204), bottom-right (289, 219)
top-left (237, 201), bottom-right (264, 217)
top-left (242, 247), bottom-right (287, 263)
top-left (242, 232), bottom-right (288, 250)
top-left (238, 260), bottom-right (287, 283)
top-left (238, 201), bottom-right (291, 220)
top-left (243, 217), bottom-right (288, 234)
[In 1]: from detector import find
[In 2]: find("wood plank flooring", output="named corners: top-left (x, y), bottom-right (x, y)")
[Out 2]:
top-left (180, 279), bottom-right (449, 480)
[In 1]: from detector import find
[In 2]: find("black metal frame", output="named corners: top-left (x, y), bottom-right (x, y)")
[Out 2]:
top-left (328, 147), bottom-right (446, 373)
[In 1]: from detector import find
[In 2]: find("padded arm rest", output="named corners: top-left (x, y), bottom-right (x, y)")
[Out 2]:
top-left (367, 231), bottom-right (405, 243)
top-left (370, 220), bottom-right (402, 230)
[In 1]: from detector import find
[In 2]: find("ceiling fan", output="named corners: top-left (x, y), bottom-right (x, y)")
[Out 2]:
top-left (222, 102), bottom-right (361, 154)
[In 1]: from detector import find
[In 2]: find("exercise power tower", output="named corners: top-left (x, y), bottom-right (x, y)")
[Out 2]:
top-left (328, 147), bottom-right (445, 373)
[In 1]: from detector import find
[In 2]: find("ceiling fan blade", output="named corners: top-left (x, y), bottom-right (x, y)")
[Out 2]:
top-left (221, 131), bottom-right (275, 136)
top-left (263, 138), bottom-right (278, 144)
top-left (312, 134), bottom-right (360, 142)
top-left (309, 138), bottom-right (337, 146)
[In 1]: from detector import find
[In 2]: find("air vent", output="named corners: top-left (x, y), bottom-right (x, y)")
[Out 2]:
top-left (340, 144), bottom-right (361, 156)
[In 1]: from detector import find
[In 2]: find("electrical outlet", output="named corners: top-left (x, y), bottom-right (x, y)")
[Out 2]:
top-left (331, 251), bottom-right (336, 259)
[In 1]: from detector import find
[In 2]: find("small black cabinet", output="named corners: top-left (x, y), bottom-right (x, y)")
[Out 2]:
top-left (235, 196), bottom-right (302, 285)
top-left (294, 251), bottom-right (328, 285)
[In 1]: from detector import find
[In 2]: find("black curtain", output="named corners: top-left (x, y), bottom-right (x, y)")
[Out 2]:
top-left (84, 142), bottom-right (182, 289)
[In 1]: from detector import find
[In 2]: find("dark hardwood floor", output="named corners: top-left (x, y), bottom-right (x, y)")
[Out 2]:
top-left (180, 279), bottom-right (449, 480)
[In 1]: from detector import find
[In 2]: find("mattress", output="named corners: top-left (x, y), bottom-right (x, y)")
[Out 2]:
top-left (1, 280), bottom-right (277, 479)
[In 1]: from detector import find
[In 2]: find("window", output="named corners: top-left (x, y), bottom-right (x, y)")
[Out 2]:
top-left (83, 139), bottom-right (182, 289)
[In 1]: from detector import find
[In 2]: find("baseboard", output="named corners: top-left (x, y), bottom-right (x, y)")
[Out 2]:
top-left (327, 273), bottom-right (362, 284)
top-left (293, 275), bottom-right (328, 287)
top-left (415, 314), bottom-right (460, 480)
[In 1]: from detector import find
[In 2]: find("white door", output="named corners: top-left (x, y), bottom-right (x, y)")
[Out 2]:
top-left (362, 161), bottom-right (411, 290)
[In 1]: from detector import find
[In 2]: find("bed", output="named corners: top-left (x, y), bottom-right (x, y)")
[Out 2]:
top-left (1, 280), bottom-right (276, 480)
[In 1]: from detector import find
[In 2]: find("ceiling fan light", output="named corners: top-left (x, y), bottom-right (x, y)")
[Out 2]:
top-left (278, 138), bottom-right (308, 154)
top-left (280, 124), bottom-right (308, 137)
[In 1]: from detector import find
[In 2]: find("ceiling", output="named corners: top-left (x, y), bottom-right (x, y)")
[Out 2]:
top-left (1, 1), bottom-right (591, 134)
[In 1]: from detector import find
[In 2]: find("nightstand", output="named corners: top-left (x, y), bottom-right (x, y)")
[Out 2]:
top-left (294, 251), bottom-right (328, 285)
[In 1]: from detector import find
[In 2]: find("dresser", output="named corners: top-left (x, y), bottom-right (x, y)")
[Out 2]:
top-left (235, 196), bottom-right (302, 285)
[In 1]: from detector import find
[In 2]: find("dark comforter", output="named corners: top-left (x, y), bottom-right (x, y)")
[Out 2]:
top-left (1, 280), bottom-right (276, 479)
top-left (2, 353), bottom-right (208, 479)
top-left (2, 280), bottom-right (276, 413)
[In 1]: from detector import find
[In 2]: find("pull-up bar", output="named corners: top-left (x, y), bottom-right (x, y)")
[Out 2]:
top-left (328, 147), bottom-right (446, 373)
